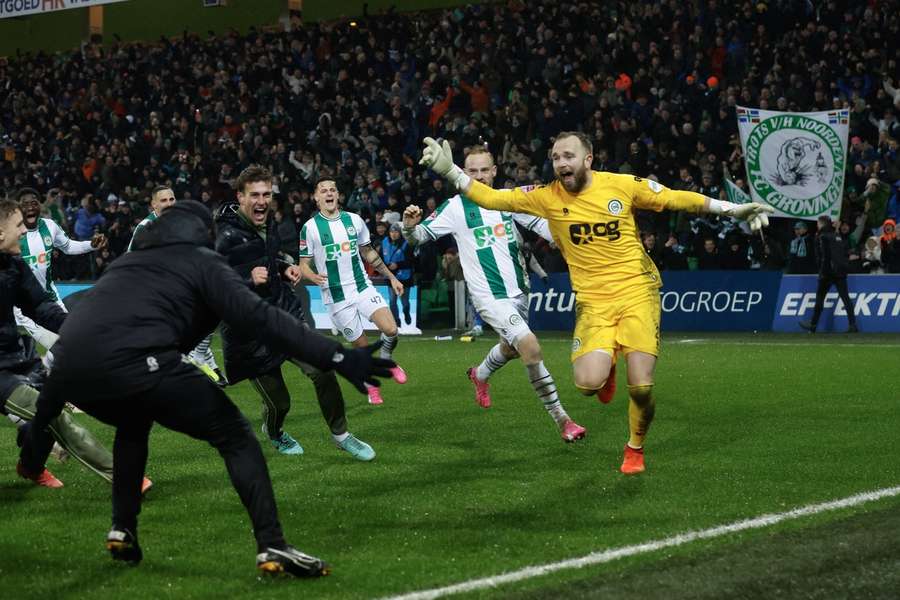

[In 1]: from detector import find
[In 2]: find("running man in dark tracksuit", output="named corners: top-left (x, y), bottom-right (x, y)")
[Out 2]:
top-left (20, 201), bottom-right (394, 577)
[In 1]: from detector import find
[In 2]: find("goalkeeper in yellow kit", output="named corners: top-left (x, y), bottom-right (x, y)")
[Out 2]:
top-left (420, 132), bottom-right (773, 474)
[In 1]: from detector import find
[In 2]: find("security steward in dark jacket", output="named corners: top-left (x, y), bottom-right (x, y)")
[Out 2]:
top-left (800, 215), bottom-right (859, 333)
top-left (21, 200), bottom-right (393, 577)
top-left (214, 165), bottom-right (374, 460)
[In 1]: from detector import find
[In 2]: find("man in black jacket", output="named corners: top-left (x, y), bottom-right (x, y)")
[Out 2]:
top-left (21, 201), bottom-right (393, 577)
top-left (800, 216), bottom-right (859, 333)
top-left (0, 198), bottom-right (122, 488)
top-left (216, 165), bottom-right (374, 460)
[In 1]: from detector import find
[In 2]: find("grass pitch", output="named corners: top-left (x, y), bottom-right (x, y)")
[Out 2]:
top-left (1, 332), bottom-right (898, 599)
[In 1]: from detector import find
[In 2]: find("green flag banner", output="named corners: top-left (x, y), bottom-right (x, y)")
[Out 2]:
top-left (737, 106), bottom-right (848, 221)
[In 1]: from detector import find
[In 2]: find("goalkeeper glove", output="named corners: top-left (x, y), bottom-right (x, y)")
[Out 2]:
top-left (419, 137), bottom-right (471, 190)
top-left (708, 199), bottom-right (774, 232)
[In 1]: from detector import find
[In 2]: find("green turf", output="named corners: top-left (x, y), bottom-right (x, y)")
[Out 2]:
top-left (1, 332), bottom-right (898, 599)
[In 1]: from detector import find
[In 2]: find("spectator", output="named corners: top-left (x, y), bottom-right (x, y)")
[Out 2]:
top-left (788, 222), bottom-right (816, 274)
top-left (697, 238), bottom-right (721, 270)
top-left (880, 219), bottom-right (900, 273)
top-left (720, 235), bottom-right (750, 270)
top-left (641, 232), bottom-right (664, 271)
top-left (73, 196), bottom-right (106, 241)
top-left (381, 223), bottom-right (414, 327)
top-left (661, 233), bottom-right (689, 270)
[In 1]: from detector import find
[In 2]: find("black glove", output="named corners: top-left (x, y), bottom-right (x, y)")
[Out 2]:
top-left (330, 341), bottom-right (396, 394)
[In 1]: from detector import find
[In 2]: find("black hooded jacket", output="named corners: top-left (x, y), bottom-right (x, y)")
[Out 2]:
top-left (49, 201), bottom-right (341, 398)
top-left (0, 253), bottom-right (65, 373)
top-left (815, 223), bottom-right (850, 278)
top-left (214, 203), bottom-right (305, 383)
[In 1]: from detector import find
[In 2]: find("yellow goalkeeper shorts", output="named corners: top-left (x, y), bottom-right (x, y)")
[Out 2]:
top-left (571, 287), bottom-right (661, 361)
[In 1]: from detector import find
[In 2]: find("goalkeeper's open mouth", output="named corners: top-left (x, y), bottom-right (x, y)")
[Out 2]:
top-left (557, 169), bottom-right (576, 187)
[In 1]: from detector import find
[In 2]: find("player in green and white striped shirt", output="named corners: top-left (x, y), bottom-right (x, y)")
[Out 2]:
top-left (127, 185), bottom-right (176, 251)
top-left (402, 147), bottom-right (585, 443)
top-left (298, 178), bottom-right (407, 405)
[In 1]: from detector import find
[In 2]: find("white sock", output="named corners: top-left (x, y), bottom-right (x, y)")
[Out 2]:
top-left (526, 361), bottom-right (568, 425)
top-left (332, 432), bottom-right (349, 443)
top-left (476, 344), bottom-right (509, 382)
top-left (379, 332), bottom-right (398, 359)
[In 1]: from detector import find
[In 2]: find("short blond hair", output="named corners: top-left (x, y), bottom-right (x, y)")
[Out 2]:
top-left (464, 145), bottom-right (494, 164)
top-left (553, 131), bottom-right (593, 155)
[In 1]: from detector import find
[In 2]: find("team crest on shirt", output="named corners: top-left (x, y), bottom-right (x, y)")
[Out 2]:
top-left (43, 236), bottom-right (52, 246)
top-left (347, 226), bottom-right (356, 236)
top-left (607, 199), bottom-right (624, 215)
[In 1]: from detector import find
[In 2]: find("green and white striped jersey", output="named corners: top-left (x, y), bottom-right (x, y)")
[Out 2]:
top-left (418, 194), bottom-right (552, 302)
top-left (299, 211), bottom-right (373, 305)
top-left (20, 217), bottom-right (94, 300)
top-left (127, 211), bottom-right (157, 252)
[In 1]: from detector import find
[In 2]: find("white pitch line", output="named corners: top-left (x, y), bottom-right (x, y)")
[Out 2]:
top-left (381, 486), bottom-right (900, 600)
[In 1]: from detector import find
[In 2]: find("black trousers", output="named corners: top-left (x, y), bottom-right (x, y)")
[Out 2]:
top-left (811, 275), bottom-right (857, 328)
top-left (30, 360), bottom-right (285, 552)
top-left (251, 359), bottom-right (347, 439)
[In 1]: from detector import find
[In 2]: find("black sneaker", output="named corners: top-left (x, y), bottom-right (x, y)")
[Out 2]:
top-left (107, 528), bottom-right (142, 564)
top-left (798, 320), bottom-right (816, 333)
top-left (256, 545), bottom-right (330, 578)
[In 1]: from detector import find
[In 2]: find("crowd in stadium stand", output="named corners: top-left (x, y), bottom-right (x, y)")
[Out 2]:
top-left (1, 0), bottom-right (899, 284)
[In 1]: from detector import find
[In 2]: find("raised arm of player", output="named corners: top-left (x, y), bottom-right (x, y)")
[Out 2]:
top-left (420, 137), bottom-right (549, 217)
top-left (49, 219), bottom-right (100, 254)
top-left (629, 175), bottom-right (774, 232)
top-left (401, 200), bottom-right (457, 246)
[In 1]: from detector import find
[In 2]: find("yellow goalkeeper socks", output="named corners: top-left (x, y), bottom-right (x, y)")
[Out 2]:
top-left (627, 384), bottom-right (655, 449)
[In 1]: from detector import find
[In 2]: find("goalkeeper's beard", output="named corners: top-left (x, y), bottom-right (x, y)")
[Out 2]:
top-left (557, 166), bottom-right (589, 194)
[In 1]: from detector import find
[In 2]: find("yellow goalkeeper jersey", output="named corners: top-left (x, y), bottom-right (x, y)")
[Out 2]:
top-left (464, 172), bottom-right (707, 303)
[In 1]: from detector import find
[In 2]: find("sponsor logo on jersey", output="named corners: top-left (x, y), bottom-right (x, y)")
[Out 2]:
top-left (607, 199), bottom-right (624, 215)
top-left (568, 220), bottom-right (621, 244)
top-left (472, 221), bottom-right (514, 248)
top-left (324, 240), bottom-right (358, 261)
top-left (23, 251), bottom-right (49, 266)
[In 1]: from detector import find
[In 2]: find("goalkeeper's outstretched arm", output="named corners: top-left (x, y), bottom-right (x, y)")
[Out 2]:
top-left (634, 179), bottom-right (774, 232)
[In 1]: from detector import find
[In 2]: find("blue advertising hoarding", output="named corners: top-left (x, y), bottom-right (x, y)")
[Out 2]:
top-left (528, 271), bottom-right (783, 332)
top-left (772, 274), bottom-right (900, 333)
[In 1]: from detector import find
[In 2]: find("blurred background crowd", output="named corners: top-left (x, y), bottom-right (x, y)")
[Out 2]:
top-left (1, 0), bottom-right (899, 285)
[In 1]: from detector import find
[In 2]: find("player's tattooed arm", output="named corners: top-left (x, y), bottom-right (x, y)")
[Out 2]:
top-left (360, 244), bottom-right (396, 279)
